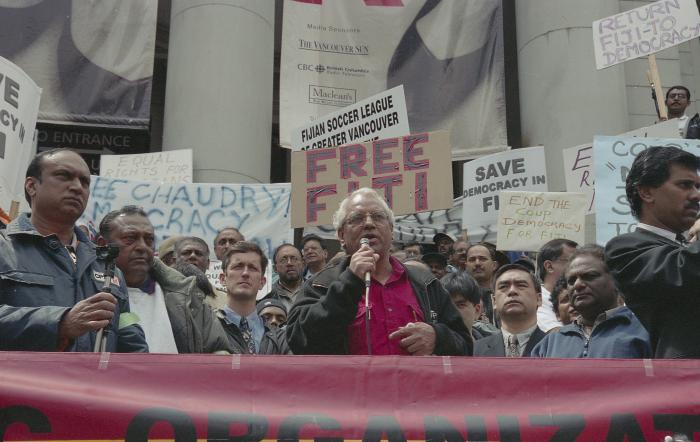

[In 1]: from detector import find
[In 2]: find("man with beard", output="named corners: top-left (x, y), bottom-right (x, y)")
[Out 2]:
top-left (606, 146), bottom-right (700, 358)
top-left (259, 243), bottom-right (303, 312)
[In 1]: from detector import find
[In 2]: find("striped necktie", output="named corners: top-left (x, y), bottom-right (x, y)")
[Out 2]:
top-left (239, 317), bottom-right (257, 354)
top-left (507, 334), bottom-right (519, 357)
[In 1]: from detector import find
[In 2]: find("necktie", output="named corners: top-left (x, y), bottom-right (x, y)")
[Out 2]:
top-left (507, 334), bottom-right (519, 357)
top-left (239, 317), bottom-right (257, 354)
top-left (676, 233), bottom-right (689, 246)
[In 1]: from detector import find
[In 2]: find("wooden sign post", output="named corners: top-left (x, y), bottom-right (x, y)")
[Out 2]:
top-left (8, 200), bottom-right (19, 220)
top-left (647, 54), bottom-right (668, 120)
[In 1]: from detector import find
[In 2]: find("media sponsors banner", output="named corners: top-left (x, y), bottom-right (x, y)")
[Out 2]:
top-left (291, 131), bottom-right (453, 228)
top-left (462, 147), bottom-right (548, 243)
top-left (496, 191), bottom-right (587, 252)
top-left (290, 86), bottom-right (410, 151)
top-left (1, 353), bottom-right (700, 441)
top-left (100, 149), bottom-right (193, 183)
top-left (0, 56), bottom-right (40, 213)
top-left (594, 136), bottom-right (700, 244)
top-left (281, 0), bottom-right (507, 158)
top-left (593, 0), bottom-right (700, 69)
top-left (78, 176), bottom-right (293, 260)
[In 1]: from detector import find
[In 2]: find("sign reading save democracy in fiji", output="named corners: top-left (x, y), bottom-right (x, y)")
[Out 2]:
top-left (462, 147), bottom-right (547, 243)
top-left (78, 176), bottom-right (292, 260)
top-left (594, 135), bottom-right (700, 244)
top-left (100, 149), bottom-right (193, 183)
top-left (291, 131), bottom-right (452, 228)
top-left (0, 55), bottom-right (40, 213)
top-left (496, 191), bottom-right (587, 252)
top-left (289, 85), bottom-right (410, 151)
top-left (593, 0), bottom-right (700, 69)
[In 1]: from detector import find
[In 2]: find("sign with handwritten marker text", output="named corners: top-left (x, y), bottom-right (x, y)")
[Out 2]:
top-left (562, 144), bottom-right (595, 215)
top-left (291, 131), bottom-right (452, 228)
top-left (100, 149), bottom-right (193, 183)
top-left (496, 191), bottom-right (587, 251)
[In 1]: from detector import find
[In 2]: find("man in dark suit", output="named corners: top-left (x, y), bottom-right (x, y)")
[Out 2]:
top-left (605, 146), bottom-right (700, 358)
top-left (474, 264), bottom-right (546, 357)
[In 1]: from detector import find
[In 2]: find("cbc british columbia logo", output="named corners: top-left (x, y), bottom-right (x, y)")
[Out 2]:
top-left (298, 63), bottom-right (326, 73)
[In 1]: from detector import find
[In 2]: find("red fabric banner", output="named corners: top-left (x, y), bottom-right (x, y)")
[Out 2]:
top-left (1, 352), bottom-right (699, 441)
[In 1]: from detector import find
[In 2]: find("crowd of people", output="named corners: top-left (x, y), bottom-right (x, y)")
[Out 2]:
top-left (1, 95), bottom-right (700, 359)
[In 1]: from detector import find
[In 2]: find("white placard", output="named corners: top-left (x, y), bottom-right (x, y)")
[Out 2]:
top-left (593, 0), bottom-right (700, 69)
top-left (462, 146), bottom-right (548, 243)
top-left (562, 144), bottom-right (595, 215)
top-left (0, 56), bottom-right (41, 212)
top-left (100, 149), bottom-right (193, 183)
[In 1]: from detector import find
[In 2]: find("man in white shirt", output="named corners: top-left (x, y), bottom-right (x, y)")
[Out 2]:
top-left (99, 206), bottom-right (231, 354)
top-left (665, 85), bottom-right (699, 139)
top-left (535, 238), bottom-right (577, 331)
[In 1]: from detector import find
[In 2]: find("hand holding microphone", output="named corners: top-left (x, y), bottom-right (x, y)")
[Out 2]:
top-left (349, 237), bottom-right (378, 282)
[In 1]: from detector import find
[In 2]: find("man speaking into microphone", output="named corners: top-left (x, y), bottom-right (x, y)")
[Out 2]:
top-left (287, 188), bottom-right (471, 356)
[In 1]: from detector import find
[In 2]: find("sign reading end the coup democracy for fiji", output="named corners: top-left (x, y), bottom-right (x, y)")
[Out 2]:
top-left (289, 86), bottom-right (410, 151)
top-left (78, 176), bottom-right (293, 260)
top-left (290, 131), bottom-right (452, 228)
top-left (594, 135), bottom-right (700, 244)
top-left (462, 146), bottom-right (548, 243)
top-left (593, 0), bottom-right (700, 69)
top-left (496, 191), bottom-right (587, 252)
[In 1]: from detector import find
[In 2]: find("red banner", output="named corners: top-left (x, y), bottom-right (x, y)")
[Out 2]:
top-left (1, 352), bottom-right (700, 441)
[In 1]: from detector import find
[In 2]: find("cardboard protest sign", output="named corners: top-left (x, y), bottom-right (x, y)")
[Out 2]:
top-left (0, 56), bottom-right (41, 212)
top-left (462, 147), bottom-right (548, 243)
top-left (562, 144), bottom-right (595, 215)
top-left (78, 176), bottom-right (293, 260)
top-left (594, 136), bottom-right (700, 244)
top-left (290, 86), bottom-right (410, 151)
top-left (496, 191), bottom-right (587, 251)
top-left (100, 149), bottom-right (193, 183)
top-left (291, 131), bottom-right (453, 228)
top-left (593, 0), bottom-right (700, 69)
top-left (622, 117), bottom-right (684, 138)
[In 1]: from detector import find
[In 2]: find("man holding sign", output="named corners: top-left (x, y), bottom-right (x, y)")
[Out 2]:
top-left (286, 188), bottom-right (471, 356)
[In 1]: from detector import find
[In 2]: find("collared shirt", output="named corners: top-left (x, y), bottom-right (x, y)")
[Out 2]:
top-left (574, 305), bottom-right (625, 338)
top-left (347, 257), bottom-right (424, 355)
top-left (501, 323), bottom-right (538, 356)
top-left (128, 283), bottom-right (178, 353)
top-left (222, 305), bottom-right (265, 352)
top-left (678, 114), bottom-right (689, 137)
top-left (636, 223), bottom-right (684, 244)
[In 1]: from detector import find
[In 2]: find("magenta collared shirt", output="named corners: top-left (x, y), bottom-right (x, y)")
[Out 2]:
top-left (347, 257), bottom-right (425, 355)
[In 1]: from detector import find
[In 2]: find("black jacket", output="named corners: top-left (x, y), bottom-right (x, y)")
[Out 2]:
top-left (286, 257), bottom-right (472, 356)
top-left (605, 228), bottom-right (700, 358)
top-left (686, 113), bottom-right (700, 139)
top-left (216, 310), bottom-right (290, 355)
top-left (473, 328), bottom-right (546, 357)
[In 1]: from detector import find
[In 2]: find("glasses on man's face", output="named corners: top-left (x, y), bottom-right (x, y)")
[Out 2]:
top-left (668, 93), bottom-right (688, 100)
top-left (345, 211), bottom-right (389, 226)
top-left (278, 255), bottom-right (300, 264)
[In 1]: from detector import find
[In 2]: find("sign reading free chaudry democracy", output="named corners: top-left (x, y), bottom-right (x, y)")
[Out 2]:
top-left (291, 131), bottom-right (453, 228)
top-left (289, 86), bottom-right (410, 151)
top-left (593, 0), bottom-right (700, 69)
top-left (0, 56), bottom-right (41, 212)
top-left (462, 147), bottom-right (548, 243)
top-left (78, 176), bottom-right (293, 260)
top-left (594, 136), bottom-right (700, 244)
top-left (496, 191), bottom-right (587, 252)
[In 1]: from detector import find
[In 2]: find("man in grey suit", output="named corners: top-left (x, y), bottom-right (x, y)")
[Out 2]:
top-left (474, 264), bottom-right (546, 357)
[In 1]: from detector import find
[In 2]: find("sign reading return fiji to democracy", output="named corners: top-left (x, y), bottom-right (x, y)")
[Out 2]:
top-left (594, 135), bottom-right (700, 244)
top-left (289, 86), bottom-right (410, 151)
top-left (496, 191), bottom-right (587, 252)
top-left (78, 176), bottom-right (293, 260)
top-left (0, 56), bottom-right (41, 213)
top-left (593, 0), bottom-right (700, 69)
top-left (291, 131), bottom-right (453, 228)
top-left (462, 146), bottom-right (547, 242)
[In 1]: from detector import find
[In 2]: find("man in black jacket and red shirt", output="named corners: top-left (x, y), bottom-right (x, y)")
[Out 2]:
top-left (286, 188), bottom-right (471, 356)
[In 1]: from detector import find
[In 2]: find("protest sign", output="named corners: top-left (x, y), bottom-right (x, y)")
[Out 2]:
top-left (3, 352), bottom-right (700, 441)
top-left (562, 144), bottom-right (595, 215)
top-left (289, 86), bottom-right (410, 151)
top-left (593, 0), bottom-right (700, 69)
top-left (280, 0), bottom-right (507, 158)
top-left (0, 56), bottom-right (41, 213)
top-left (622, 117), bottom-right (683, 138)
top-left (78, 176), bottom-right (293, 260)
top-left (100, 149), bottom-right (193, 183)
top-left (594, 136), bottom-right (700, 244)
top-left (206, 260), bottom-right (272, 300)
top-left (291, 131), bottom-right (453, 228)
top-left (496, 191), bottom-right (587, 251)
top-left (462, 147), bottom-right (548, 241)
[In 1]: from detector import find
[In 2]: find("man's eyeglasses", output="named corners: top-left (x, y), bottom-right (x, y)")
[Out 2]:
top-left (668, 93), bottom-right (688, 100)
top-left (345, 211), bottom-right (389, 226)
top-left (278, 255), bottom-right (301, 264)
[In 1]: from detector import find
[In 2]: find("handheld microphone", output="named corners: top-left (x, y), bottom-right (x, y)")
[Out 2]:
top-left (360, 237), bottom-right (371, 287)
top-left (94, 243), bottom-right (120, 353)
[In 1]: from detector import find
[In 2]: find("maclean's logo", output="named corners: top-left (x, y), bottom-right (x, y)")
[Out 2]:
top-left (308, 85), bottom-right (356, 107)
top-left (298, 64), bottom-right (326, 73)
